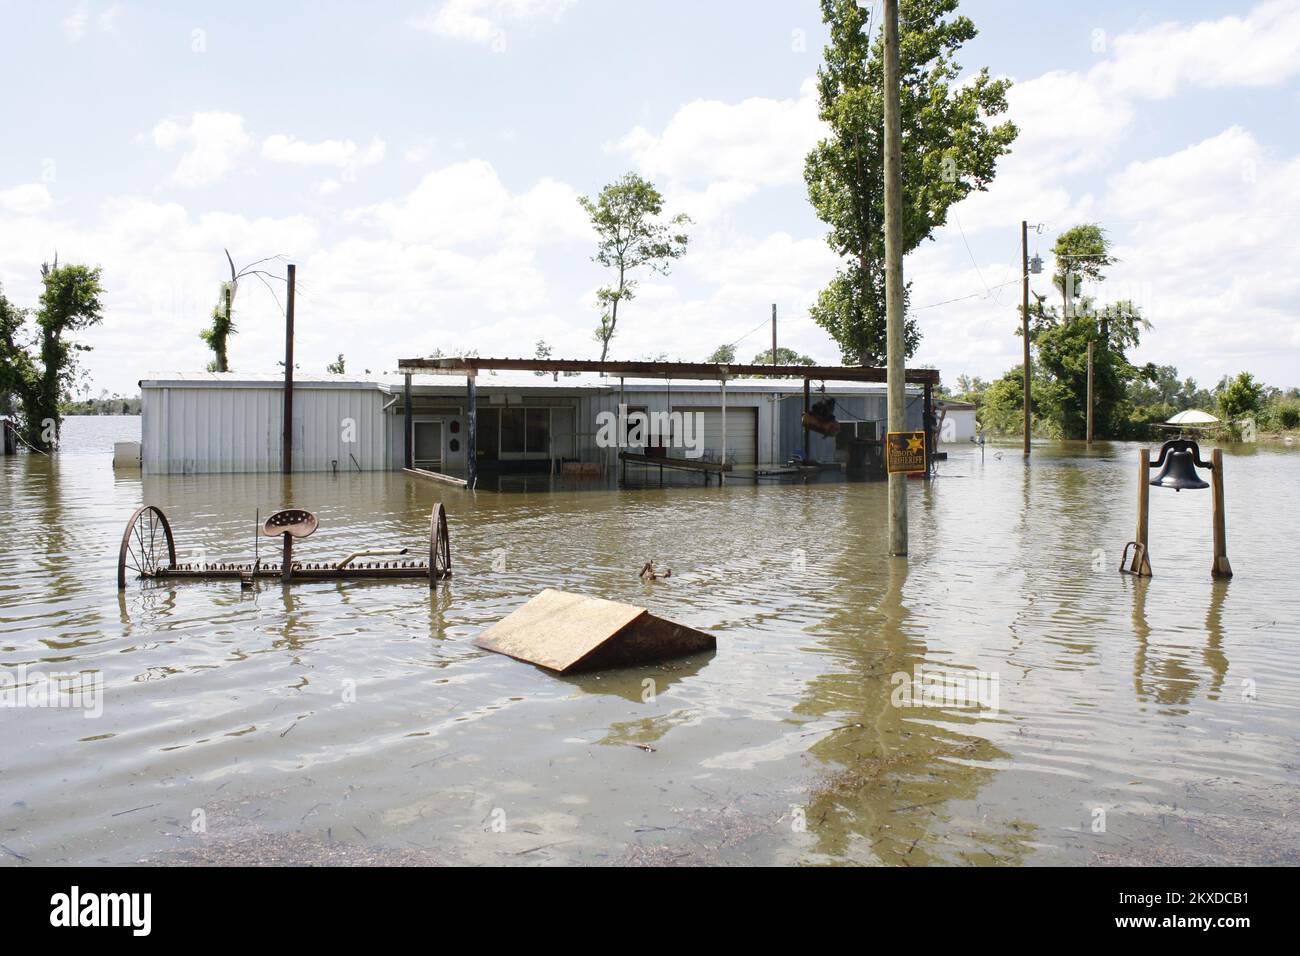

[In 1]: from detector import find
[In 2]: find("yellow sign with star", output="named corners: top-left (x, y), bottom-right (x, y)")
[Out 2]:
top-left (885, 431), bottom-right (928, 475)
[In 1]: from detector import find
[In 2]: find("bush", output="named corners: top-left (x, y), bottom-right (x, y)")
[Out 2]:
top-left (1278, 402), bottom-right (1300, 430)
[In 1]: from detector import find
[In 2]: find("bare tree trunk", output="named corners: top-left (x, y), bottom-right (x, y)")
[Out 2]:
top-left (599, 266), bottom-right (626, 363)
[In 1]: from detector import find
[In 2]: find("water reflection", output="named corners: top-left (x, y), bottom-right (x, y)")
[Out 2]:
top-left (1129, 576), bottom-right (1230, 712)
top-left (3, 422), bottom-right (1299, 866)
top-left (797, 542), bottom-right (1026, 865)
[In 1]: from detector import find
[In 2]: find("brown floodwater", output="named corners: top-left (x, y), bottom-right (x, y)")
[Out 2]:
top-left (2, 417), bottom-right (1298, 866)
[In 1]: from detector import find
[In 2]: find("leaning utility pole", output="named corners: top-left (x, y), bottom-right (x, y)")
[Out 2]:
top-left (1021, 220), bottom-right (1031, 456)
top-left (282, 263), bottom-right (296, 475)
top-left (884, 0), bottom-right (907, 556)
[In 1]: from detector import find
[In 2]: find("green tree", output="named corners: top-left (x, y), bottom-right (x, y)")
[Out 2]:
top-left (201, 281), bottom-right (235, 372)
top-left (808, 267), bottom-right (918, 365)
top-left (326, 354), bottom-right (346, 374)
top-left (1051, 224), bottom-right (1115, 316)
top-left (7, 260), bottom-right (106, 449)
top-left (752, 346), bottom-right (817, 366)
top-left (1031, 297), bottom-right (1149, 439)
top-left (1218, 371), bottom-right (1263, 422)
top-left (578, 173), bottom-right (690, 361)
top-left (706, 344), bottom-right (736, 364)
top-left (1, 285), bottom-right (34, 436)
top-left (804, 0), bottom-right (1016, 364)
top-left (978, 363), bottom-right (1063, 436)
top-left (1027, 224), bottom-right (1149, 439)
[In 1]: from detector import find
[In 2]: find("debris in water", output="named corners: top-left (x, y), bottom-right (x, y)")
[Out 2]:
top-left (474, 588), bottom-right (714, 674)
top-left (639, 561), bottom-right (672, 582)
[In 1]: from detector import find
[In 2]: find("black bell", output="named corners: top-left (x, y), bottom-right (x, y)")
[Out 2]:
top-left (1148, 439), bottom-right (1210, 492)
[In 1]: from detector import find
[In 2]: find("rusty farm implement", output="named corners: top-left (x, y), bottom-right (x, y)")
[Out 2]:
top-left (117, 502), bottom-right (451, 589)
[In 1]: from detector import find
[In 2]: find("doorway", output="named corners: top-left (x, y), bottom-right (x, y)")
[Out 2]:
top-left (413, 421), bottom-right (443, 471)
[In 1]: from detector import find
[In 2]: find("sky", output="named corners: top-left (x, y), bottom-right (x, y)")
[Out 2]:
top-left (1, 0), bottom-right (1298, 398)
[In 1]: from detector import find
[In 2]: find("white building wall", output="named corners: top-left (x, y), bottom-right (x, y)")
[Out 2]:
top-left (940, 408), bottom-right (977, 442)
top-left (142, 383), bottom-right (388, 474)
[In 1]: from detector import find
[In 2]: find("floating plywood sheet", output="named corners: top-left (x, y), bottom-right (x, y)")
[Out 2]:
top-left (474, 588), bottom-right (715, 673)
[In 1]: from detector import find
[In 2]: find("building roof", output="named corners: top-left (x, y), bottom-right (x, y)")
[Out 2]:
top-left (140, 369), bottom-right (920, 395)
top-left (389, 371), bottom-right (918, 394)
top-left (397, 355), bottom-right (941, 385)
top-left (140, 371), bottom-right (382, 388)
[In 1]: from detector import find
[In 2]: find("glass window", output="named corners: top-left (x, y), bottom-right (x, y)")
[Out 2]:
top-left (475, 408), bottom-right (499, 460)
top-left (500, 407), bottom-right (526, 453)
top-left (526, 408), bottom-right (550, 453)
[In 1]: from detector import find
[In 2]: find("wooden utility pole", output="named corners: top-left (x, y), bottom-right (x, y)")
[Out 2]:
top-left (1086, 340), bottom-right (1094, 444)
top-left (1021, 220), bottom-right (1031, 456)
top-left (883, 0), bottom-right (907, 555)
top-left (283, 263), bottom-right (296, 474)
top-left (771, 303), bottom-right (777, 368)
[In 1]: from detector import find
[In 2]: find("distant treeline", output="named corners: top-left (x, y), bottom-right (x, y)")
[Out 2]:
top-left (63, 397), bottom-right (141, 416)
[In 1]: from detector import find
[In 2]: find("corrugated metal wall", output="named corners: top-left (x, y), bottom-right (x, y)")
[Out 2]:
top-left (141, 385), bottom-right (388, 474)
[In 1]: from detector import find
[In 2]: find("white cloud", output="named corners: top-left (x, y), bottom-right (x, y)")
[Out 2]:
top-left (351, 159), bottom-right (588, 247)
top-left (99, 2), bottom-right (123, 32)
top-left (61, 3), bottom-right (89, 41)
top-left (1099, 0), bottom-right (1300, 99)
top-left (151, 112), bottom-right (252, 188)
top-left (921, 122), bottom-right (1300, 387)
top-left (608, 78), bottom-right (824, 220)
top-left (409, 0), bottom-right (576, 46)
top-left (0, 184), bottom-right (54, 215)
top-left (61, 1), bottom-right (123, 41)
top-left (261, 134), bottom-right (386, 169)
top-left (1105, 126), bottom-right (1261, 222)
top-left (948, 0), bottom-right (1300, 237)
top-left (1100, 127), bottom-right (1300, 372)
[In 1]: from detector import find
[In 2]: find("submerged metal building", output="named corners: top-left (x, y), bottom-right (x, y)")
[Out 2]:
top-left (138, 358), bottom-right (938, 480)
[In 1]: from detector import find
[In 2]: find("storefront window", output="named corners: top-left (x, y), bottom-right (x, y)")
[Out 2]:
top-left (500, 407), bottom-right (526, 453)
top-left (526, 408), bottom-right (549, 453)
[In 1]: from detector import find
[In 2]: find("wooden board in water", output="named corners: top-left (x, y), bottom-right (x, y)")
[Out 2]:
top-left (473, 588), bottom-right (715, 673)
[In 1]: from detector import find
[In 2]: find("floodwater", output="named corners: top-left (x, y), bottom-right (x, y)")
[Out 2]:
top-left (2, 416), bottom-right (1298, 866)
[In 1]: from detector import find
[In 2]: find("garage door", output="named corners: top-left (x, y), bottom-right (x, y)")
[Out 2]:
top-left (674, 406), bottom-right (757, 465)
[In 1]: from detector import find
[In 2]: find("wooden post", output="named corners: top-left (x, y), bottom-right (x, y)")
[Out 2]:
top-left (883, 0), bottom-right (907, 555)
top-left (1, 410), bottom-right (13, 456)
top-left (282, 263), bottom-right (296, 474)
top-left (466, 372), bottom-right (477, 489)
top-left (281, 533), bottom-right (293, 583)
top-left (720, 374), bottom-right (727, 484)
top-left (1022, 220), bottom-right (1031, 457)
top-left (923, 381), bottom-right (934, 465)
top-left (1086, 340), bottom-right (1094, 444)
top-left (403, 373), bottom-right (413, 470)
top-left (1211, 447), bottom-right (1232, 578)
top-left (1132, 448), bottom-right (1153, 575)
top-left (802, 377), bottom-right (810, 460)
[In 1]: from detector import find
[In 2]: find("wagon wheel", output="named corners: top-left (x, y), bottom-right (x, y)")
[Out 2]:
top-left (117, 505), bottom-right (178, 589)
top-left (429, 503), bottom-right (451, 584)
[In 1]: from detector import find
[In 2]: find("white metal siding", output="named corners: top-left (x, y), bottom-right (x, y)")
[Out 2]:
top-left (142, 385), bottom-right (387, 474)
